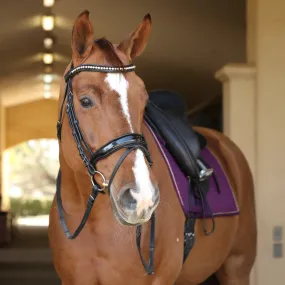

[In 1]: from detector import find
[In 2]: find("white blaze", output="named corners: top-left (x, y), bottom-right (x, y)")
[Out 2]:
top-left (104, 73), bottom-right (154, 213)
top-left (131, 150), bottom-right (155, 214)
top-left (105, 73), bottom-right (133, 132)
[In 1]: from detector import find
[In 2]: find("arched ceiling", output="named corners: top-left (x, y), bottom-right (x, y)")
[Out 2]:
top-left (0, 0), bottom-right (245, 110)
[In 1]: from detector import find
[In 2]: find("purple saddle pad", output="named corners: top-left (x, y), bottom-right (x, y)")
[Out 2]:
top-left (145, 121), bottom-right (239, 218)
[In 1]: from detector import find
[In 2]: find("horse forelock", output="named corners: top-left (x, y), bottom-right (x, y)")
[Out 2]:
top-left (95, 37), bottom-right (124, 67)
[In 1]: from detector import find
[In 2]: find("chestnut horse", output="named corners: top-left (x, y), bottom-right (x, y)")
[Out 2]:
top-left (48, 11), bottom-right (257, 285)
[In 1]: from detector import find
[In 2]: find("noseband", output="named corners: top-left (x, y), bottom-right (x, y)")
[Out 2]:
top-left (56, 62), bottom-right (156, 275)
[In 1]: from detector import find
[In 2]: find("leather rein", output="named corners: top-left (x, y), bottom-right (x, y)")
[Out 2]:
top-left (56, 62), bottom-right (156, 275)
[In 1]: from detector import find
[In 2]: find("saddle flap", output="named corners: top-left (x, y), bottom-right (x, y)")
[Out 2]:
top-left (144, 99), bottom-right (204, 178)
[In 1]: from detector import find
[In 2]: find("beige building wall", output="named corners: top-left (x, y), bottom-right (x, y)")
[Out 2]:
top-left (217, 0), bottom-right (285, 284)
top-left (254, 0), bottom-right (285, 283)
top-left (5, 99), bottom-right (58, 149)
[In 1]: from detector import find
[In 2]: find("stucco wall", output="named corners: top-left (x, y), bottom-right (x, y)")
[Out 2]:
top-left (5, 99), bottom-right (58, 149)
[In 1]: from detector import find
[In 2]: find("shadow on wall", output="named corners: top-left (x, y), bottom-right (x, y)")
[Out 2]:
top-left (188, 98), bottom-right (222, 132)
top-left (148, 88), bottom-right (223, 132)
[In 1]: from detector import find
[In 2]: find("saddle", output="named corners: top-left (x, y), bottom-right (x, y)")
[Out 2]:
top-left (144, 90), bottom-right (217, 263)
top-left (144, 89), bottom-right (207, 180)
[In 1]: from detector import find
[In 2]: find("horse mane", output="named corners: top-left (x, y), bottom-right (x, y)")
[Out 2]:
top-left (95, 37), bottom-right (123, 67)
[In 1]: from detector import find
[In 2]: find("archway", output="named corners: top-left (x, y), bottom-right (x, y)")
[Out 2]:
top-left (1, 139), bottom-right (58, 248)
top-left (6, 139), bottom-right (58, 226)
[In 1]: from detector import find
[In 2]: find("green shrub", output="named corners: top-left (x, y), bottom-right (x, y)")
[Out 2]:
top-left (10, 198), bottom-right (53, 217)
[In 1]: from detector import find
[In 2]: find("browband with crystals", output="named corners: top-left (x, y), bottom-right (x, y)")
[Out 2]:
top-left (64, 64), bottom-right (136, 82)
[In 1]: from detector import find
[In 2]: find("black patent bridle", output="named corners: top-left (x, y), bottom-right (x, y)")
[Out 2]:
top-left (56, 62), bottom-right (156, 275)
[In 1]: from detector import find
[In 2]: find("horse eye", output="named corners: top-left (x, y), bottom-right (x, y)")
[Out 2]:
top-left (80, 97), bottom-right (93, 108)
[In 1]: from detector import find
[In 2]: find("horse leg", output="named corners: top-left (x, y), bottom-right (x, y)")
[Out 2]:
top-left (215, 260), bottom-right (250, 285)
top-left (214, 157), bottom-right (256, 284)
top-left (214, 152), bottom-right (256, 285)
top-left (215, 222), bottom-right (255, 285)
top-left (214, 199), bottom-right (255, 285)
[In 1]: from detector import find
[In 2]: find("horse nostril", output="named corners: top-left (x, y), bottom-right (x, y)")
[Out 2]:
top-left (119, 189), bottom-right (137, 210)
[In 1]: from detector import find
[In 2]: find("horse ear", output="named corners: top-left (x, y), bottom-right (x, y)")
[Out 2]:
top-left (71, 10), bottom-right (94, 64)
top-left (118, 14), bottom-right (152, 61)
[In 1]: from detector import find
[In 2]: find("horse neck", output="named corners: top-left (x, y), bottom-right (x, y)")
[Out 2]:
top-left (58, 151), bottom-right (99, 214)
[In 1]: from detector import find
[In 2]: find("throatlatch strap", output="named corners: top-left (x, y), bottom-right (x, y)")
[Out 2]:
top-left (56, 170), bottom-right (99, 239)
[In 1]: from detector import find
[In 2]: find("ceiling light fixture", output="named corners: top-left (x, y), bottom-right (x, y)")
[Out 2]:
top-left (43, 0), bottom-right (55, 7)
top-left (43, 91), bottom-right (52, 99)
top-left (43, 37), bottom-right (53, 49)
top-left (43, 74), bottom-right (53, 84)
top-left (42, 15), bottom-right (54, 31)
top-left (43, 52), bottom-right (54, 64)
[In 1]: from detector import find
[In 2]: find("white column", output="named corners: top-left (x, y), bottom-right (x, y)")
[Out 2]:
top-left (215, 64), bottom-right (257, 285)
top-left (215, 64), bottom-right (256, 174)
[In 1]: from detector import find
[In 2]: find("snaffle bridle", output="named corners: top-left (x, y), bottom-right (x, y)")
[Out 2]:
top-left (56, 62), bottom-right (156, 275)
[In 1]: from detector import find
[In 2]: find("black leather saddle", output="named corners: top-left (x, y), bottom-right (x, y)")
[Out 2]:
top-left (144, 90), bottom-right (207, 179)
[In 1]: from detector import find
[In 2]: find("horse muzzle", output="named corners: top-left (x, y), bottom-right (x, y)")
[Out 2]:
top-left (112, 183), bottom-right (160, 225)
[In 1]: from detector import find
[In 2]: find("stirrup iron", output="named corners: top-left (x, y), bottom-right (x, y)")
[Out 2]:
top-left (197, 159), bottom-right (213, 181)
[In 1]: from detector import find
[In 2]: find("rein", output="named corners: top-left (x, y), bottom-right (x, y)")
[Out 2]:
top-left (56, 62), bottom-right (156, 275)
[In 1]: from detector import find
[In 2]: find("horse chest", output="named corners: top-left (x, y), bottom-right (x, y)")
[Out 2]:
top-left (51, 208), bottom-right (183, 285)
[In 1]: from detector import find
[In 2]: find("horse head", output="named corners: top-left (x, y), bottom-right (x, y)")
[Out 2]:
top-left (57, 10), bottom-right (159, 227)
